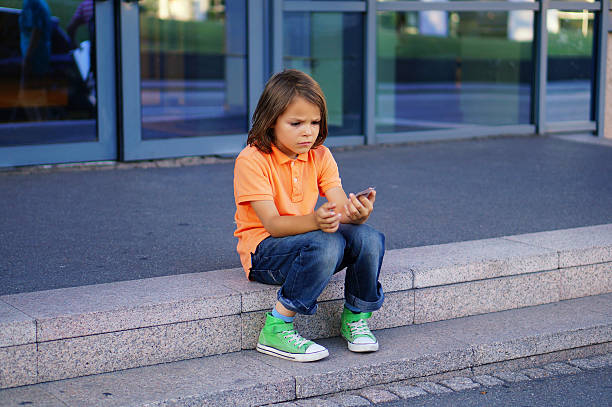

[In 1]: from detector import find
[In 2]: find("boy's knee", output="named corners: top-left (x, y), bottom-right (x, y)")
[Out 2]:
top-left (306, 231), bottom-right (345, 268)
top-left (351, 225), bottom-right (385, 255)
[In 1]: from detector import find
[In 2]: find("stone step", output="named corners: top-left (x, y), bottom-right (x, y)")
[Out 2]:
top-left (0, 293), bottom-right (611, 406)
top-left (0, 224), bottom-right (610, 388)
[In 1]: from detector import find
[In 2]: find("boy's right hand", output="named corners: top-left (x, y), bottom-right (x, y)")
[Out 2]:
top-left (315, 202), bottom-right (341, 233)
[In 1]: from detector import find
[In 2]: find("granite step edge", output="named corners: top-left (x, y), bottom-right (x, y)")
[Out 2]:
top-left (0, 293), bottom-right (610, 405)
top-left (2, 223), bottom-right (610, 345)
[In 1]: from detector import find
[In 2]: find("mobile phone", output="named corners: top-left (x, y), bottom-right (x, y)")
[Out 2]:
top-left (355, 187), bottom-right (375, 198)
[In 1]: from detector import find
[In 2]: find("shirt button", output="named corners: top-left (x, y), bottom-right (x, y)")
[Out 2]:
top-left (294, 178), bottom-right (298, 182)
top-left (291, 162), bottom-right (294, 166)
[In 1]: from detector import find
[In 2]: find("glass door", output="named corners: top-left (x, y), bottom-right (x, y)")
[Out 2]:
top-left (546, 9), bottom-right (596, 125)
top-left (273, 1), bottom-right (368, 148)
top-left (119, 0), bottom-right (251, 161)
top-left (0, 0), bottom-right (117, 167)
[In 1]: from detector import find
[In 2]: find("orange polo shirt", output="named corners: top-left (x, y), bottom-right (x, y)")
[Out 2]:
top-left (233, 144), bottom-right (342, 277)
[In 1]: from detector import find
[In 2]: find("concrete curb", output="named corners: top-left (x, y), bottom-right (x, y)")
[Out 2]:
top-left (0, 224), bottom-right (610, 388)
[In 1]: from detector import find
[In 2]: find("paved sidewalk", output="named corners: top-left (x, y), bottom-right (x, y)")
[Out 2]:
top-left (1, 135), bottom-right (612, 295)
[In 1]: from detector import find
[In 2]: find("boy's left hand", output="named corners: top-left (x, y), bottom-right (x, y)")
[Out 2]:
top-left (344, 190), bottom-right (376, 224)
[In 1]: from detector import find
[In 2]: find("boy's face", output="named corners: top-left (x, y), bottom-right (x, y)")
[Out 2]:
top-left (272, 96), bottom-right (321, 159)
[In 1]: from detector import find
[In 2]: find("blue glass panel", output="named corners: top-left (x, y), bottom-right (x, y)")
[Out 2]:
top-left (378, 0), bottom-right (535, 2)
top-left (546, 9), bottom-right (594, 123)
top-left (139, 0), bottom-right (248, 139)
top-left (0, 0), bottom-right (97, 146)
top-left (283, 12), bottom-right (364, 136)
top-left (377, 11), bottom-right (534, 133)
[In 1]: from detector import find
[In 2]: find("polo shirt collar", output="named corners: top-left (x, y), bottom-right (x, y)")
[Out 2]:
top-left (271, 144), bottom-right (308, 163)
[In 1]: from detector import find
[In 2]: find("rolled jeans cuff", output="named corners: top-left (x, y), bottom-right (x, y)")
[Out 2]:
top-left (277, 289), bottom-right (318, 315)
top-left (345, 283), bottom-right (385, 313)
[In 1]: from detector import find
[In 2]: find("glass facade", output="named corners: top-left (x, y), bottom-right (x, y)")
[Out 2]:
top-left (0, 0), bottom-right (609, 167)
top-left (139, 0), bottom-right (248, 139)
top-left (0, 0), bottom-right (97, 146)
top-left (376, 10), bottom-right (533, 133)
top-left (546, 9), bottom-right (595, 123)
top-left (283, 12), bottom-right (364, 136)
top-left (377, 0), bottom-right (535, 2)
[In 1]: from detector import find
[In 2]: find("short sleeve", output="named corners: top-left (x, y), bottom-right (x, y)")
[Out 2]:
top-left (317, 147), bottom-right (341, 196)
top-left (234, 154), bottom-right (274, 204)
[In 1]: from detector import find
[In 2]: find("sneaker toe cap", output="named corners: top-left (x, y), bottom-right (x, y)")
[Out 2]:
top-left (305, 343), bottom-right (327, 354)
top-left (353, 336), bottom-right (376, 345)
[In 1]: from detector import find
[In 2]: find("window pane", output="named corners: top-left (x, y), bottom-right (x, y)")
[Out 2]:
top-left (377, 11), bottom-right (533, 133)
top-left (283, 12), bottom-right (364, 136)
top-left (0, 0), bottom-right (97, 146)
top-left (378, 0), bottom-right (535, 3)
top-left (546, 10), bottom-right (594, 123)
top-left (139, 0), bottom-right (247, 139)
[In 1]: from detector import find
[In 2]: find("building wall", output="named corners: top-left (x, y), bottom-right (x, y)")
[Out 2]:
top-left (607, 31), bottom-right (612, 139)
top-left (1, 3), bottom-right (610, 167)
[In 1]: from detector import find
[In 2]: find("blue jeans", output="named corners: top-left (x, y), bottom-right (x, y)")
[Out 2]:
top-left (249, 223), bottom-right (385, 315)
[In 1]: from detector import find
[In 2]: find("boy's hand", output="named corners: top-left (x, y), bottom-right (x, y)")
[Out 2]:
top-left (344, 190), bottom-right (376, 224)
top-left (315, 202), bottom-right (342, 233)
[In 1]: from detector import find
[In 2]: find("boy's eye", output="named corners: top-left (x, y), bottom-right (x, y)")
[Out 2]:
top-left (291, 122), bottom-right (300, 126)
top-left (312, 121), bottom-right (320, 126)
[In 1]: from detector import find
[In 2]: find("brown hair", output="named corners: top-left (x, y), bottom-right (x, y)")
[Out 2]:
top-left (247, 69), bottom-right (328, 154)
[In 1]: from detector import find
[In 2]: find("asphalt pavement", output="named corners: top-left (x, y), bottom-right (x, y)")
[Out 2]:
top-left (1, 135), bottom-right (612, 296)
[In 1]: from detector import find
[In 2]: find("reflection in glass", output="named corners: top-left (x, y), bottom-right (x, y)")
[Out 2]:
top-left (0, 0), bottom-right (97, 146)
top-left (546, 10), bottom-right (594, 123)
top-left (377, 11), bottom-right (533, 133)
top-left (139, 0), bottom-right (247, 139)
top-left (283, 12), bottom-right (364, 136)
top-left (377, 0), bottom-right (535, 2)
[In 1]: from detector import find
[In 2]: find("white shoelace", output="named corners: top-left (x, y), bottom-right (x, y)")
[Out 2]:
top-left (282, 330), bottom-right (310, 348)
top-left (348, 319), bottom-right (371, 336)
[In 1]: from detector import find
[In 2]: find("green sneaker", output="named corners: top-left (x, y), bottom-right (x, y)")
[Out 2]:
top-left (256, 313), bottom-right (329, 362)
top-left (340, 307), bottom-right (379, 352)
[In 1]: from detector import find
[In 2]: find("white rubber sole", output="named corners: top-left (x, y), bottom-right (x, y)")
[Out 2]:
top-left (256, 343), bottom-right (329, 362)
top-left (347, 340), bottom-right (379, 353)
